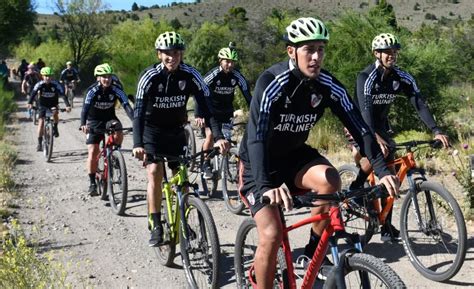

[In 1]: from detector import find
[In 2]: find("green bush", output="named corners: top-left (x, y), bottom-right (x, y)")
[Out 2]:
top-left (0, 82), bottom-right (15, 139)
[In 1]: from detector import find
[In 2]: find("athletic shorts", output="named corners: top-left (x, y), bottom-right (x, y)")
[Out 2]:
top-left (343, 127), bottom-right (396, 161)
top-left (143, 126), bottom-right (187, 170)
top-left (37, 105), bottom-right (58, 119)
top-left (239, 144), bottom-right (328, 216)
top-left (86, 119), bottom-right (122, 145)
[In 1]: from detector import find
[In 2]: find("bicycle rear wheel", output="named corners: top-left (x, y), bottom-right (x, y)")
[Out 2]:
top-left (180, 195), bottom-right (220, 289)
top-left (107, 150), bottom-right (128, 215)
top-left (234, 218), bottom-right (289, 289)
top-left (43, 122), bottom-right (54, 162)
top-left (154, 192), bottom-right (176, 267)
top-left (221, 148), bottom-right (245, 215)
top-left (96, 153), bottom-right (108, 200)
top-left (324, 253), bottom-right (405, 288)
top-left (400, 180), bottom-right (467, 281)
top-left (184, 123), bottom-right (197, 171)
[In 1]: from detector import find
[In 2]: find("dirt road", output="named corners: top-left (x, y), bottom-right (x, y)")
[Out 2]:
top-left (9, 93), bottom-right (474, 289)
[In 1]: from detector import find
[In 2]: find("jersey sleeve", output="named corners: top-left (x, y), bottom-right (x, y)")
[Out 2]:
top-left (113, 86), bottom-right (133, 121)
top-left (235, 70), bottom-right (252, 105)
top-left (132, 70), bottom-right (152, 148)
top-left (355, 71), bottom-right (375, 130)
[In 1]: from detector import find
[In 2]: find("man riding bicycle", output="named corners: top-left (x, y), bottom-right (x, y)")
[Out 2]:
top-left (27, 67), bottom-right (71, 151)
top-left (132, 31), bottom-right (229, 247)
top-left (197, 44), bottom-right (252, 179)
top-left (60, 61), bottom-right (80, 99)
top-left (238, 18), bottom-right (399, 287)
top-left (21, 63), bottom-right (42, 96)
top-left (346, 33), bottom-right (450, 242)
top-left (80, 63), bottom-right (133, 196)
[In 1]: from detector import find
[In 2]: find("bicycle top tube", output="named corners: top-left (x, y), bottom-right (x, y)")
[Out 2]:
top-left (88, 127), bottom-right (133, 135)
top-left (149, 147), bottom-right (220, 166)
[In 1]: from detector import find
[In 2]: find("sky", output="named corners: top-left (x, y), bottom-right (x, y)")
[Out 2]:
top-left (35, 0), bottom-right (194, 14)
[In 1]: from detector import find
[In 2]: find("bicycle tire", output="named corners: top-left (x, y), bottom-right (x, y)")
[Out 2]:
top-left (43, 122), bottom-right (54, 162)
top-left (184, 123), bottom-right (197, 171)
top-left (221, 148), bottom-right (245, 215)
top-left (67, 89), bottom-right (74, 108)
top-left (153, 191), bottom-right (177, 267)
top-left (180, 195), bottom-right (220, 289)
top-left (96, 152), bottom-right (108, 200)
top-left (400, 180), bottom-right (467, 281)
top-left (234, 218), bottom-right (289, 289)
top-left (107, 150), bottom-right (128, 215)
top-left (33, 109), bottom-right (38, 125)
top-left (324, 252), bottom-right (406, 289)
top-left (338, 164), bottom-right (375, 246)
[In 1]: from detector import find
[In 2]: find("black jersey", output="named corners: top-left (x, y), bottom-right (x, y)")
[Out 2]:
top-left (81, 82), bottom-right (133, 126)
top-left (201, 66), bottom-right (252, 120)
top-left (60, 67), bottom-right (80, 83)
top-left (133, 62), bottom-right (223, 148)
top-left (240, 60), bottom-right (391, 195)
top-left (356, 61), bottom-right (440, 135)
top-left (29, 80), bottom-right (69, 108)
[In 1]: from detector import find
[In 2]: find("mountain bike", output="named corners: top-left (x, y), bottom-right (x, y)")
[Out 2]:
top-left (93, 126), bottom-right (132, 216)
top-left (152, 148), bottom-right (221, 289)
top-left (235, 186), bottom-right (406, 288)
top-left (41, 107), bottom-right (66, 162)
top-left (64, 80), bottom-right (76, 108)
top-left (338, 140), bottom-right (467, 281)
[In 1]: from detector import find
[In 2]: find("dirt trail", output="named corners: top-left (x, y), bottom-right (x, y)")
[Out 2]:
top-left (8, 91), bottom-right (474, 289)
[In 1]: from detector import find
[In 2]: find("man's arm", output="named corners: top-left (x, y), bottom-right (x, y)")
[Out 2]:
top-left (235, 70), bottom-right (252, 105)
top-left (355, 71), bottom-right (375, 130)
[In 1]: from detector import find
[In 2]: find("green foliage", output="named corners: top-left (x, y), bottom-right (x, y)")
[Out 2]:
top-left (0, 141), bottom-right (16, 192)
top-left (0, 0), bottom-right (36, 54)
top-left (0, 82), bottom-right (16, 140)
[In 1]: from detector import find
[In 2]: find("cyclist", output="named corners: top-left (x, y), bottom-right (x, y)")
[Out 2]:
top-left (17, 59), bottom-right (29, 81)
top-left (347, 32), bottom-right (450, 242)
top-left (198, 44), bottom-right (252, 179)
top-left (0, 60), bottom-right (10, 87)
top-left (36, 58), bottom-right (46, 70)
top-left (60, 61), bottom-right (80, 99)
top-left (21, 63), bottom-right (41, 95)
top-left (27, 67), bottom-right (71, 151)
top-left (238, 17), bottom-right (399, 286)
top-left (132, 31), bottom-right (229, 247)
top-left (80, 63), bottom-right (133, 196)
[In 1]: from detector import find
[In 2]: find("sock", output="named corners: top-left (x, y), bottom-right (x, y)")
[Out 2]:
top-left (38, 137), bottom-right (42, 144)
top-left (89, 173), bottom-right (96, 185)
top-left (304, 229), bottom-right (321, 257)
top-left (148, 212), bottom-right (161, 230)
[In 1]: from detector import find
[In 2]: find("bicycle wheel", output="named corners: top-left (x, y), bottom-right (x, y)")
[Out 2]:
top-left (180, 195), bottom-right (220, 289)
top-left (67, 89), bottom-right (74, 108)
top-left (221, 148), bottom-right (245, 214)
top-left (33, 109), bottom-right (38, 125)
top-left (184, 123), bottom-right (197, 171)
top-left (107, 150), bottom-right (128, 215)
top-left (153, 192), bottom-right (176, 267)
top-left (400, 180), bottom-right (467, 281)
top-left (324, 252), bottom-right (405, 289)
top-left (43, 122), bottom-right (54, 162)
top-left (234, 218), bottom-right (289, 289)
top-left (96, 153), bottom-right (108, 200)
top-left (338, 165), bottom-right (375, 245)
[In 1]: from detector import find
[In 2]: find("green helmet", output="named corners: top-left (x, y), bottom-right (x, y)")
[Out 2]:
top-left (155, 31), bottom-right (185, 50)
top-left (40, 67), bottom-right (54, 76)
top-left (284, 17), bottom-right (329, 45)
top-left (94, 63), bottom-right (114, 76)
top-left (372, 33), bottom-right (401, 51)
top-left (218, 47), bottom-right (238, 61)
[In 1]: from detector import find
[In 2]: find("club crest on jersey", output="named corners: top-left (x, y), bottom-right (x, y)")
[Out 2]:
top-left (109, 94), bottom-right (114, 101)
top-left (179, 80), bottom-right (186, 91)
top-left (392, 80), bottom-right (400, 91)
top-left (247, 192), bottom-right (255, 205)
top-left (216, 80), bottom-right (221, 86)
top-left (158, 83), bottom-right (164, 93)
top-left (284, 96), bottom-right (292, 108)
top-left (231, 79), bottom-right (236, 86)
top-left (311, 93), bottom-right (322, 108)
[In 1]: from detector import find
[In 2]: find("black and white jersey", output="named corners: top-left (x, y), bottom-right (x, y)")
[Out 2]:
top-left (133, 62), bottom-right (223, 148)
top-left (240, 60), bottom-right (391, 195)
top-left (81, 82), bottom-right (133, 126)
top-left (356, 61), bottom-right (440, 135)
top-left (29, 80), bottom-right (69, 108)
top-left (60, 67), bottom-right (80, 83)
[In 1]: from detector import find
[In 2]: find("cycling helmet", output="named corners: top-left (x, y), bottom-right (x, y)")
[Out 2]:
top-left (284, 17), bottom-right (329, 45)
top-left (372, 33), bottom-right (401, 51)
top-left (66, 61), bottom-right (72, 65)
top-left (40, 67), bottom-right (54, 76)
top-left (154, 31), bottom-right (185, 50)
top-left (94, 63), bottom-right (114, 76)
top-left (28, 63), bottom-right (35, 69)
top-left (218, 47), bottom-right (238, 61)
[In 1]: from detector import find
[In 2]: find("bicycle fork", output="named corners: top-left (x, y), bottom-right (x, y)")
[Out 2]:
top-left (406, 170), bottom-right (437, 235)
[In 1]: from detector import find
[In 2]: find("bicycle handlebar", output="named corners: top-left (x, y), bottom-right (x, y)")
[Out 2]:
top-left (146, 147), bottom-right (221, 165)
top-left (78, 127), bottom-right (133, 134)
top-left (261, 185), bottom-right (389, 209)
top-left (394, 139), bottom-right (442, 150)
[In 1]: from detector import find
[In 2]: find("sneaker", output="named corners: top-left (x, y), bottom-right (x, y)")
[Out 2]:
top-left (36, 143), bottom-right (42, 152)
top-left (88, 183), bottom-right (99, 196)
top-left (149, 224), bottom-right (164, 247)
top-left (296, 254), bottom-right (333, 281)
top-left (380, 223), bottom-right (401, 242)
top-left (202, 163), bottom-right (213, 179)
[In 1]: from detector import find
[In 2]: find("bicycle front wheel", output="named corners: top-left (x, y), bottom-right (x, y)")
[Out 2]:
top-left (234, 218), bottom-right (289, 289)
top-left (96, 153), bottom-right (108, 200)
top-left (221, 148), bottom-right (245, 215)
top-left (107, 150), bottom-right (128, 215)
top-left (180, 195), bottom-right (220, 289)
top-left (184, 123), bottom-right (197, 171)
top-left (43, 122), bottom-right (54, 162)
top-left (154, 192), bottom-right (176, 267)
top-left (67, 89), bottom-right (74, 108)
top-left (324, 253), bottom-right (405, 289)
top-left (400, 180), bottom-right (467, 281)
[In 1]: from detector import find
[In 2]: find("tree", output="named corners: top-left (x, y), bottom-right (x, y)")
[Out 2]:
top-left (54, 0), bottom-right (109, 66)
top-left (0, 0), bottom-right (36, 54)
top-left (131, 2), bottom-right (138, 11)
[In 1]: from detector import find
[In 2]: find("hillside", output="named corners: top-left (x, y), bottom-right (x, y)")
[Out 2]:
top-left (36, 0), bottom-right (473, 32)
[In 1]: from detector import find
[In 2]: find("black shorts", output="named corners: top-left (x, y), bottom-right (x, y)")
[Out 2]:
top-left (344, 128), bottom-right (396, 161)
top-left (37, 105), bottom-right (58, 119)
top-left (86, 119), bottom-right (122, 145)
top-left (240, 144), bottom-right (327, 216)
top-left (143, 126), bottom-right (187, 170)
